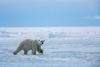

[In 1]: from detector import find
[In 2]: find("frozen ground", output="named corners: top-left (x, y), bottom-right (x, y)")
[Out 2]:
top-left (0, 27), bottom-right (100, 67)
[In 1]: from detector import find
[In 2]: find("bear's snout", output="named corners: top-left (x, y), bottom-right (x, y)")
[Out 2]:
top-left (41, 40), bottom-right (45, 44)
top-left (41, 41), bottom-right (44, 44)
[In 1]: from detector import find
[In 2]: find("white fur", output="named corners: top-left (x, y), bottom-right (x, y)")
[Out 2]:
top-left (13, 39), bottom-right (44, 55)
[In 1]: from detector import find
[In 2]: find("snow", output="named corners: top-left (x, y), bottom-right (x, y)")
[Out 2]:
top-left (0, 27), bottom-right (100, 67)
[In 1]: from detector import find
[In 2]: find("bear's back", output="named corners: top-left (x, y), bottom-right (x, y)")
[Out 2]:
top-left (20, 39), bottom-right (35, 50)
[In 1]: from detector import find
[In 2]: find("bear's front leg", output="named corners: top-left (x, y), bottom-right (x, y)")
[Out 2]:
top-left (37, 48), bottom-right (43, 54)
top-left (32, 49), bottom-right (36, 55)
top-left (32, 46), bottom-right (37, 55)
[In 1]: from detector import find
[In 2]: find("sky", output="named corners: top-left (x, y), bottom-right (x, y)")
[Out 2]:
top-left (0, 0), bottom-right (100, 27)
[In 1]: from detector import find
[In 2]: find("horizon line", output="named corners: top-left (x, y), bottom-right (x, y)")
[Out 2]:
top-left (0, 26), bottom-right (100, 28)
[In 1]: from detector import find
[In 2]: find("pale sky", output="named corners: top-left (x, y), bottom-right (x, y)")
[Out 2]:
top-left (0, 0), bottom-right (100, 27)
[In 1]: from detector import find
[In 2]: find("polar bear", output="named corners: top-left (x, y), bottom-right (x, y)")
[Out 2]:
top-left (13, 39), bottom-right (45, 55)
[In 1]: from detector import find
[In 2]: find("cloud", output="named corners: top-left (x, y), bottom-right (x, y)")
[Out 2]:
top-left (80, 16), bottom-right (100, 20)
top-left (94, 16), bottom-right (100, 19)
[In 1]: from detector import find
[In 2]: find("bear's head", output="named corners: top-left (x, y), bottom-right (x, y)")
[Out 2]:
top-left (38, 40), bottom-right (45, 46)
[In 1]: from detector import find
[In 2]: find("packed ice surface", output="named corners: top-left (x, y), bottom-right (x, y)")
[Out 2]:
top-left (0, 27), bottom-right (100, 67)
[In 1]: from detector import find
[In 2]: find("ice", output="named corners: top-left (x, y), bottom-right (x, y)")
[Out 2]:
top-left (0, 27), bottom-right (100, 67)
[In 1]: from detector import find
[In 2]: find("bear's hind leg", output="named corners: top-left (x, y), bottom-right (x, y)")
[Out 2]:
top-left (23, 50), bottom-right (28, 55)
top-left (13, 48), bottom-right (22, 55)
top-left (13, 51), bottom-right (17, 55)
top-left (13, 45), bottom-right (23, 55)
